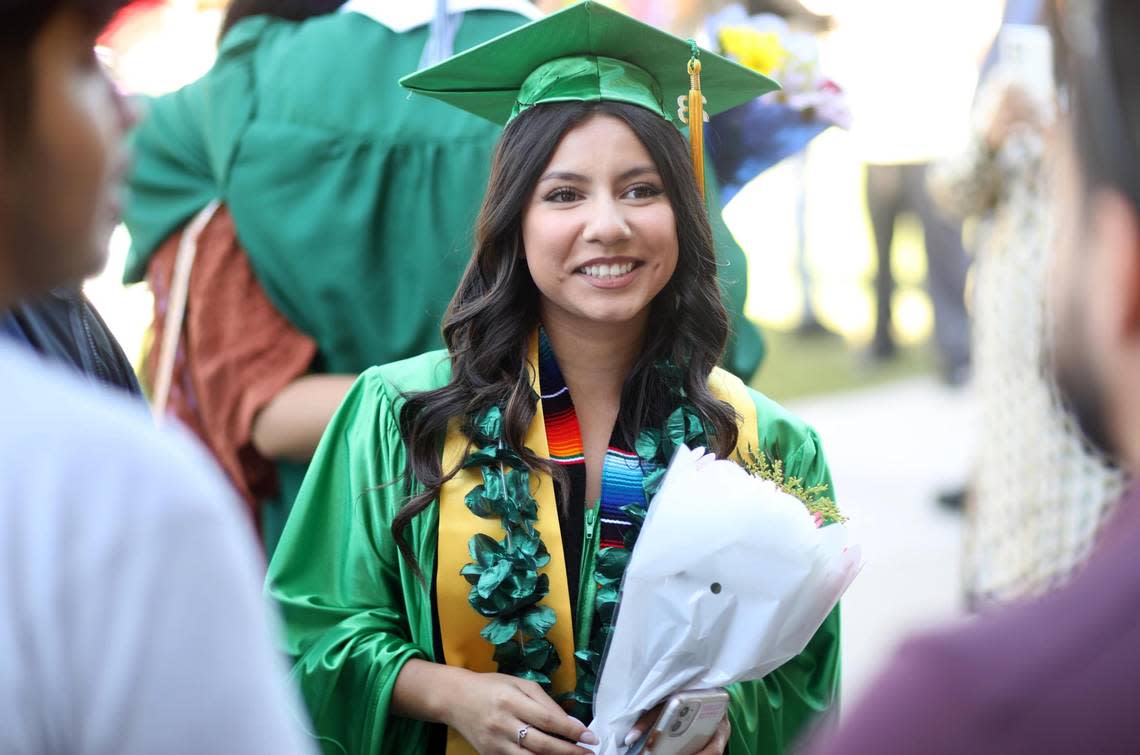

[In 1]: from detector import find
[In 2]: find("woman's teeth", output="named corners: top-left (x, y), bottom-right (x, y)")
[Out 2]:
top-left (580, 261), bottom-right (635, 278)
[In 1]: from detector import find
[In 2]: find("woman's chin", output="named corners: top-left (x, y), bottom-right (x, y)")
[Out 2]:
top-left (540, 290), bottom-right (658, 330)
top-left (569, 306), bottom-right (651, 328)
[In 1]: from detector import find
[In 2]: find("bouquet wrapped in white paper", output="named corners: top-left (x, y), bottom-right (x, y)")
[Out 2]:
top-left (587, 445), bottom-right (861, 753)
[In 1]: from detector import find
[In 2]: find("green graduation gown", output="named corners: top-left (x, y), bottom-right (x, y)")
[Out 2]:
top-left (266, 350), bottom-right (839, 755)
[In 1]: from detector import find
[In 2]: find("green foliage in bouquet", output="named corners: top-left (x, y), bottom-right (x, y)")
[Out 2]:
top-left (739, 446), bottom-right (847, 525)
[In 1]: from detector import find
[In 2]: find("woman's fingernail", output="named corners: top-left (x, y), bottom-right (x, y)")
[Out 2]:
top-left (623, 728), bottom-right (642, 747)
top-left (580, 729), bottom-right (599, 745)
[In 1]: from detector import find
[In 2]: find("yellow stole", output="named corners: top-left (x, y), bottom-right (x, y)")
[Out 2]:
top-left (436, 336), bottom-right (758, 754)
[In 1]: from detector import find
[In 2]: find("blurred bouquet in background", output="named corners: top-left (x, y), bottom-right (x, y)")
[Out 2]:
top-left (704, 3), bottom-right (852, 202)
top-left (586, 445), bottom-right (861, 753)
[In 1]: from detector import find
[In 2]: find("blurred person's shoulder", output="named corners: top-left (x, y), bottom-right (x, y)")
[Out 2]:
top-left (0, 340), bottom-right (240, 525)
top-left (0, 342), bottom-right (313, 754)
top-left (808, 491), bottom-right (1140, 755)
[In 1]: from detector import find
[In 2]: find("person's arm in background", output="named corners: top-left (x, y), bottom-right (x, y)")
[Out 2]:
top-left (251, 373), bottom-right (356, 461)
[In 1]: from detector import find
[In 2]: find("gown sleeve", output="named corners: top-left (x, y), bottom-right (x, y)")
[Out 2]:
top-left (265, 371), bottom-right (432, 755)
top-left (726, 423), bottom-right (842, 755)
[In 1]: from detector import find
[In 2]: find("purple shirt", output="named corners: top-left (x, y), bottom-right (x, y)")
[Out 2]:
top-left (805, 486), bottom-right (1140, 755)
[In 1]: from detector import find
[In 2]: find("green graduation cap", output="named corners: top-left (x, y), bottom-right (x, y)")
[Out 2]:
top-left (400, 0), bottom-right (780, 197)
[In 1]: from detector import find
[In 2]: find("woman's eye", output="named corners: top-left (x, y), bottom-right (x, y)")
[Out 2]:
top-left (625, 183), bottom-right (663, 200)
top-left (545, 187), bottom-right (582, 203)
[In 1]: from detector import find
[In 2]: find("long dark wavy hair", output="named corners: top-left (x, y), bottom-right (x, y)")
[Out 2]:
top-left (393, 100), bottom-right (739, 569)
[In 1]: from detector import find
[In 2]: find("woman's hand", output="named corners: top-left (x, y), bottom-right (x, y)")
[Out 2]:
top-left (692, 717), bottom-right (731, 755)
top-left (624, 705), bottom-right (731, 754)
top-left (394, 661), bottom-right (596, 754)
top-left (444, 670), bottom-right (598, 754)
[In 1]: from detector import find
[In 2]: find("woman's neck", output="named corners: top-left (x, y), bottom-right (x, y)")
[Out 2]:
top-left (540, 307), bottom-right (646, 405)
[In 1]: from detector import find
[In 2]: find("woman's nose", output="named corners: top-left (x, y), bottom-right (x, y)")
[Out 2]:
top-left (582, 197), bottom-right (632, 246)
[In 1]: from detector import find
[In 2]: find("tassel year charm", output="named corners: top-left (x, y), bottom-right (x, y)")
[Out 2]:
top-left (677, 41), bottom-right (709, 200)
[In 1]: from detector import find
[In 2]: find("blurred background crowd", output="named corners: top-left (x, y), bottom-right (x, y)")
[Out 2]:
top-left (69, 0), bottom-right (1123, 705)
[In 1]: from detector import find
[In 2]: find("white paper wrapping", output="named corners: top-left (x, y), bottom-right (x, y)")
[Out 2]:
top-left (586, 446), bottom-right (862, 753)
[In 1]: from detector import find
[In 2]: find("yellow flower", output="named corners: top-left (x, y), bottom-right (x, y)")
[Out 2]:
top-left (718, 27), bottom-right (789, 77)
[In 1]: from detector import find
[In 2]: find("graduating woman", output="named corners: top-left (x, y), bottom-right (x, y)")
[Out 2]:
top-left (267, 4), bottom-right (840, 754)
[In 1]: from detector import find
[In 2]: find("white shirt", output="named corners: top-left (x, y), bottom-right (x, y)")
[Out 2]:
top-left (0, 343), bottom-right (314, 754)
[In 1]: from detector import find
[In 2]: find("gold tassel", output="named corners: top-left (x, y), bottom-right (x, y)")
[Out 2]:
top-left (687, 48), bottom-right (707, 201)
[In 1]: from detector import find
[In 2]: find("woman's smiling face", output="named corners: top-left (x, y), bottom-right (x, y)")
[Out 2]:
top-left (521, 113), bottom-right (679, 331)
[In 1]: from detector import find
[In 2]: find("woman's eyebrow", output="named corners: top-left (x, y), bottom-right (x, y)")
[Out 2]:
top-left (616, 165), bottom-right (659, 182)
top-left (538, 165), bottom-right (660, 183)
top-left (538, 170), bottom-right (589, 183)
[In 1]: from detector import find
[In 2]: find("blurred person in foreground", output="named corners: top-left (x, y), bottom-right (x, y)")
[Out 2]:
top-left (1, 34), bottom-right (139, 398)
top-left (0, 1), bottom-right (313, 751)
top-left (803, 1), bottom-right (1140, 752)
top-left (928, 0), bottom-right (1124, 605)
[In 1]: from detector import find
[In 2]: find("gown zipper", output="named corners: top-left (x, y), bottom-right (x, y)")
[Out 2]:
top-left (575, 503), bottom-right (601, 654)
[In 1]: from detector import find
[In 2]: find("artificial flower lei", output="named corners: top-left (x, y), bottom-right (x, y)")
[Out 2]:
top-left (458, 405), bottom-right (561, 686)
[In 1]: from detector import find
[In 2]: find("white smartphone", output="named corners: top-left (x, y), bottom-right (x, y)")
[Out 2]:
top-left (626, 688), bottom-right (730, 755)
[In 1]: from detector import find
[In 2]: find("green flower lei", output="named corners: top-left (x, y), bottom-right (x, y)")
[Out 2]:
top-left (458, 405), bottom-right (561, 686)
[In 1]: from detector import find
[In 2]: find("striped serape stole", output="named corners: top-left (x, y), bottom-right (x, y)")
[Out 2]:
top-left (537, 330), bottom-right (650, 550)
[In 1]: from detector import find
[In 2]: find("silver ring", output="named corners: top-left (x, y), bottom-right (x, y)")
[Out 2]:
top-left (517, 725), bottom-right (530, 747)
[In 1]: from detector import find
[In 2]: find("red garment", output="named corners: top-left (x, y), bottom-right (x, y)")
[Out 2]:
top-left (146, 205), bottom-right (316, 523)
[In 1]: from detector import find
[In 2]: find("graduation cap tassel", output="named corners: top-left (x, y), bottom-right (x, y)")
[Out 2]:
top-left (686, 44), bottom-right (707, 201)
